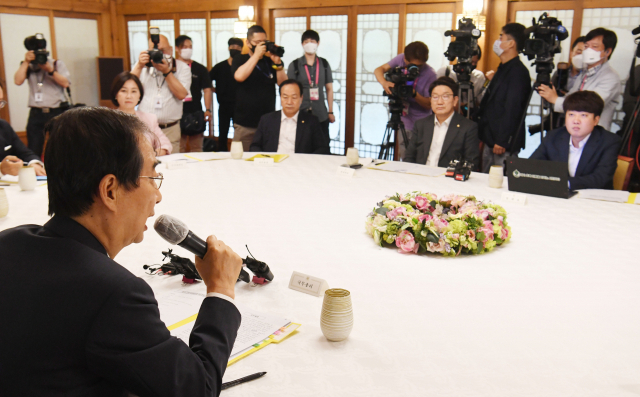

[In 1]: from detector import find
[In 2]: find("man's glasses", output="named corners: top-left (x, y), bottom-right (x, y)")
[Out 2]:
top-left (140, 173), bottom-right (163, 189)
top-left (431, 94), bottom-right (453, 102)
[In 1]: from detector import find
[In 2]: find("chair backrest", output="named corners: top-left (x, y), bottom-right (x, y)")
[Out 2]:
top-left (613, 155), bottom-right (635, 191)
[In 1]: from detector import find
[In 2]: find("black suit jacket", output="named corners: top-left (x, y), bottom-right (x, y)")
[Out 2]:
top-left (529, 126), bottom-right (622, 190)
top-left (0, 216), bottom-right (241, 397)
top-left (250, 110), bottom-right (330, 154)
top-left (476, 57), bottom-right (532, 151)
top-left (0, 119), bottom-right (39, 163)
top-left (404, 112), bottom-right (480, 170)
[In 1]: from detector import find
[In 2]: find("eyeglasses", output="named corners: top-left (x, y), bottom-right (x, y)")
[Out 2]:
top-left (140, 173), bottom-right (163, 189)
top-left (431, 94), bottom-right (453, 102)
top-left (0, 100), bottom-right (6, 109)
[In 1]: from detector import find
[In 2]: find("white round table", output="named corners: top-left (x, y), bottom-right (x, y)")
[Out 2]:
top-left (1, 153), bottom-right (639, 396)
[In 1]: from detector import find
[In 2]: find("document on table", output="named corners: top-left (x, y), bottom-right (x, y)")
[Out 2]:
top-left (368, 161), bottom-right (445, 177)
top-left (183, 152), bottom-right (231, 161)
top-left (156, 289), bottom-right (290, 360)
top-left (157, 153), bottom-right (199, 163)
top-left (577, 189), bottom-right (634, 203)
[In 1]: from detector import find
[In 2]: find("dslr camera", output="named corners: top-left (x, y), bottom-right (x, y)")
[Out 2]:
top-left (263, 41), bottom-right (285, 58)
top-left (146, 26), bottom-right (164, 67)
top-left (522, 13), bottom-right (568, 87)
top-left (444, 18), bottom-right (481, 83)
top-left (383, 64), bottom-right (420, 100)
top-left (24, 34), bottom-right (49, 65)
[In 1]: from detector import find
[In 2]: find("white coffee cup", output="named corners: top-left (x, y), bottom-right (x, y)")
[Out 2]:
top-left (230, 141), bottom-right (244, 160)
top-left (0, 188), bottom-right (8, 218)
top-left (18, 166), bottom-right (37, 191)
top-left (488, 165), bottom-right (504, 188)
top-left (346, 148), bottom-right (359, 166)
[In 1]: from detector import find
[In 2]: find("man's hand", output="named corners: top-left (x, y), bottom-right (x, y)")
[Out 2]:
top-left (156, 148), bottom-right (169, 156)
top-left (382, 81), bottom-right (395, 95)
top-left (204, 110), bottom-right (212, 122)
top-left (33, 163), bottom-right (46, 176)
top-left (328, 114), bottom-right (336, 123)
top-left (269, 48), bottom-right (282, 66)
top-left (485, 70), bottom-right (495, 81)
top-left (138, 51), bottom-right (150, 67)
top-left (24, 51), bottom-right (36, 64)
top-left (253, 42), bottom-right (267, 59)
top-left (42, 61), bottom-right (54, 74)
top-left (195, 235), bottom-right (243, 299)
top-left (493, 144), bottom-right (506, 155)
top-left (537, 84), bottom-right (558, 105)
top-left (1, 156), bottom-right (23, 176)
top-left (152, 59), bottom-right (171, 75)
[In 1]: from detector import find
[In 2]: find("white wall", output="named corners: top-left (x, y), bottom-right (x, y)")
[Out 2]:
top-left (0, 14), bottom-right (51, 131)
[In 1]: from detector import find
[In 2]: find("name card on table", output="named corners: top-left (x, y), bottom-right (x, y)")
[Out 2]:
top-left (336, 166), bottom-right (356, 178)
top-left (165, 160), bottom-right (187, 170)
top-left (289, 271), bottom-right (329, 297)
top-left (501, 192), bottom-right (527, 206)
top-left (254, 157), bottom-right (275, 166)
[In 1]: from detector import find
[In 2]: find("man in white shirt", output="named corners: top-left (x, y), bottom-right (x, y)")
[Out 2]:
top-left (538, 28), bottom-right (621, 131)
top-left (132, 34), bottom-right (191, 154)
top-left (530, 90), bottom-right (621, 190)
top-left (404, 76), bottom-right (480, 169)
top-left (250, 80), bottom-right (330, 154)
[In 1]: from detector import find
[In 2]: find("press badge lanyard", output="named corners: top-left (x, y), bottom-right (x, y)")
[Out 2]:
top-left (34, 70), bottom-right (46, 103)
top-left (255, 62), bottom-right (273, 80)
top-left (305, 58), bottom-right (320, 101)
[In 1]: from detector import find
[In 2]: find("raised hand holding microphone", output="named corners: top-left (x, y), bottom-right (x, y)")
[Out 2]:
top-left (196, 235), bottom-right (243, 299)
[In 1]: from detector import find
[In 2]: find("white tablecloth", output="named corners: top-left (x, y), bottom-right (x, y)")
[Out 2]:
top-left (1, 154), bottom-right (639, 396)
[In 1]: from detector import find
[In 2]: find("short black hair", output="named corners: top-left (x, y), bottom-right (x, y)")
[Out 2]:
top-left (572, 36), bottom-right (586, 50)
top-left (175, 35), bottom-right (192, 48)
top-left (228, 37), bottom-right (244, 47)
top-left (502, 23), bottom-right (527, 52)
top-left (563, 90), bottom-right (605, 117)
top-left (585, 28), bottom-right (617, 59)
top-left (44, 107), bottom-right (147, 217)
top-left (404, 41), bottom-right (429, 63)
top-left (247, 25), bottom-right (266, 39)
top-left (473, 46), bottom-right (482, 60)
top-left (301, 30), bottom-right (320, 43)
top-left (110, 71), bottom-right (144, 107)
top-left (429, 76), bottom-right (459, 97)
top-left (279, 79), bottom-right (303, 96)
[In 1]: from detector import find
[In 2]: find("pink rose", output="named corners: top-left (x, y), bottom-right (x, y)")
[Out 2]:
top-left (466, 229), bottom-right (475, 240)
top-left (418, 213), bottom-right (433, 223)
top-left (415, 196), bottom-right (429, 210)
top-left (501, 228), bottom-right (509, 240)
top-left (451, 195), bottom-right (466, 207)
top-left (481, 226), bottom-right (494, 242)
top-left (395, 230), bottom-right (417, 253)
top-left (475, 209), bottom-right (490, 220)
top-left (434, 218), bottom-right (449, 230)
top-left (387, 207), bottom-right (406, 220)
top-left (427, 239), bottom-right (445, 252)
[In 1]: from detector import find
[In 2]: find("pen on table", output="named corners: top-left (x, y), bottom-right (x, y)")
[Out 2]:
top-left (221, 372), bottom-right (267, 390)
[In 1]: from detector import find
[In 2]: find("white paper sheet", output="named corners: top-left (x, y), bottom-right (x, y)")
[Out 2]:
top-left (157, 153), bottom-right (199, 164)
top-left (577, 189), bottom-right (630, 203)
top-left (183, 152), bottom-right (232, 161)
top-left (368, 161), bottom-right (445, 177)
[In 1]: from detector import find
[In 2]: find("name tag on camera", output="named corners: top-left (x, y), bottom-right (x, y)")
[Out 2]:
top-left (154, 95), bottom-right (162, 109)
top-left (309, 87), bottom-right (319, 101)
top-left (288, 271), bottom-right (329, 297)
top-left (35, 93), bottom-right (44, 103)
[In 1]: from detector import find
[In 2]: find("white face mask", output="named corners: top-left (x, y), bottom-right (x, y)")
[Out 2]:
top-left (582, 47), bottom-right (602, 66)
top-left (303, 42), bottom-right (318, 54)
top-left (493, 39), bottom-right (504, 57)
top-left (571, 54), bottom-right (584, 70)
top-left (180, 48), bottom-right (193, 60)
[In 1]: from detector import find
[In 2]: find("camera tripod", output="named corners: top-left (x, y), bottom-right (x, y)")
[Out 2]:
top-left (453, 64), bottom-right (477, 119)
top-left (379, 99), bottom-right (409, 160)
top-left (619, 35), bottom-right (640, 157)
top-left (515, 59), bottom-right (556, 147)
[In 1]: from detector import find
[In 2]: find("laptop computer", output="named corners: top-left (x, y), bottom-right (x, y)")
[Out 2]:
top-left (506, 156), bottom-right (577, 199)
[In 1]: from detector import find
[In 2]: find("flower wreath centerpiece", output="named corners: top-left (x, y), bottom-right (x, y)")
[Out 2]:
top-left (365, 192), bottom-right (511, 256)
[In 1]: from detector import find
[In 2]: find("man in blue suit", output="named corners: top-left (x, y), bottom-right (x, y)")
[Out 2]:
top-left (530, 90), bottom-right (621, 190)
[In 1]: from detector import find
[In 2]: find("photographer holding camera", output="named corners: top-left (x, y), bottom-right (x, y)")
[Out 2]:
top-left (232, 25), bottom-right (287, 151)
top-left (132, 30), bottom-right (191, 154)
top-left (374, 41), bottom-right (437, 159)
top-left (14, 34), bottom-right (70, 158)
top-left (437, 47), bottom-right (486, 105)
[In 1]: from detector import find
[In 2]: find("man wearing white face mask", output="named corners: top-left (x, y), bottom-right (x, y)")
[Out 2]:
top-left (133, 34), bottom-right (191, 154)
top-left (287, 30), bottom-right (335, 142)
top-left (538, 28), bottom-right (621, 131)
top-left (176, 35), bottom-right (213, 152)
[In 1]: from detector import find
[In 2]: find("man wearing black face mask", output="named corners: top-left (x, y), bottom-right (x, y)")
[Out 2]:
top-left (210, 38), bottom-right (243, 151)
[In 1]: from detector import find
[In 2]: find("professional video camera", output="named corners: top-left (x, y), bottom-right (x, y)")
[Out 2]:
top-left (522, 12), bottom-right (568, 87)
top-left (24, 34), bottom-right (49, 65)
top-left (445, 159), bottom-right (473, 181)
top-left (146, 26), bottom-right (164, 67)
top-left (264, 41), bottom-right (285, 58)
top-left (444, 17), bottom-right (482, 85)
top-left (378, 64), bottom-right (419, 160)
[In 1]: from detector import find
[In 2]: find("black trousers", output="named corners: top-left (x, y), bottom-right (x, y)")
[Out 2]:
top-left (26, 107), bottom-right (66, 157)
top-left (217, 102), bottom-right (234, 151)
top-left (320, 118), bottom-right (330, 138)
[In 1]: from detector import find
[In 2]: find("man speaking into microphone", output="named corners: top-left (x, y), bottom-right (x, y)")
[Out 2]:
top-left (0, 107), bottom-right (243, 396)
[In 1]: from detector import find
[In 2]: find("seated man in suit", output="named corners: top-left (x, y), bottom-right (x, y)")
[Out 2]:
top-left (0, 107), bottom-right (243, 396)
top-left (250, 79), bottom-right (330, 154)
top-left (0, 118), bottom-right (46, 177)
top-left (530, 90), bottom-right (621, 190)
top-left (404, 76), bottom-right (480, 169)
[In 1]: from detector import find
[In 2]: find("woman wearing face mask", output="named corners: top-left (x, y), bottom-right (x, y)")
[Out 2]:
top-left (110, 71), bottom-right (172, 156)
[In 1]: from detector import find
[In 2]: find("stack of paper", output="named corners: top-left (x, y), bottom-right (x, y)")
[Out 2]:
top-left (577, 189), bottom-right (639, 204)
top-left (368, 161), bottom-right (445, 177)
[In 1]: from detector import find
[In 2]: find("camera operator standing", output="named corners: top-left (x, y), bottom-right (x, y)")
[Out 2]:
top-left (14, 34), bottom-right (70, 158)
top-left (232, 25), bottom-right (287, 151)
top-left (437, 47), bottom-right (486, 105)
top-left (132, 31), bottom-right (191, 154)
top-left (374, 42), bottom-right (437, 160)
top-left (476, 23), bottom-right (531, 172)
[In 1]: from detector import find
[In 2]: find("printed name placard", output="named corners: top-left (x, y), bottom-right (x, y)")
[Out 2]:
top-left (288, 271), bottom-right (329, 297)
top-left (165, 160), bottom-right (187, 170)
top-left (501, 192), bottom-right (527, 206)
top-left (254, 157), bottom-right (275, 166)
top-left (336, 166), bottom-right (355, 178)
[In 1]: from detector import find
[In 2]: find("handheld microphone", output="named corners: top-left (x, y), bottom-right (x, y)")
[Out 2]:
top-left (154, 214), bottom-right (251, 283)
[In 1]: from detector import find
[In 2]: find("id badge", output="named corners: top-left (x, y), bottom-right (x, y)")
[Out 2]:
top-left (35, 92), bottom-right (44, 103)
top-left (309, 87), bottom-right (320, 101)
top-left (154, 95), bottom-right (162, 109)
top-left (402, 101), bottom-right (410, 116)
